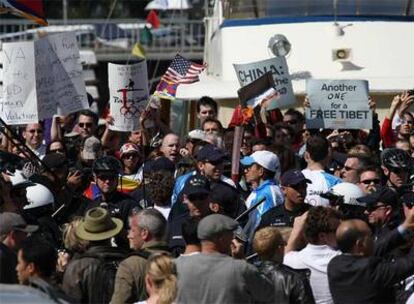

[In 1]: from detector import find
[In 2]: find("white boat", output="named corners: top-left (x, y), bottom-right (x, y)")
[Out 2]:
top-left (176, 0), bottom-right (414, 126)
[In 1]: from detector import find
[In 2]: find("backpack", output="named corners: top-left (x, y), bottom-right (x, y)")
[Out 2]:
top-left (81, 250), bottom-right (127, 304)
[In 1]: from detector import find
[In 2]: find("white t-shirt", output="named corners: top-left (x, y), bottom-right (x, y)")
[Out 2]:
top-left (302, 169), bottom-right (342, 206)
top-left (284, 244), bottom-right (340, 304)
top-left (153, 205), bottom-right (171, 220)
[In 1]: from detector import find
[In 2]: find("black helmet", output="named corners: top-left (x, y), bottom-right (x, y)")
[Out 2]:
top-left (92, 156), bottom-right (122, 174)
top-left (381, 148), bottom-right (412, 170)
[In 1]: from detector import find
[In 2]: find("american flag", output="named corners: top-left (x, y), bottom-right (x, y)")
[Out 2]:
top-left (161, 54), bottom-right (206, 84)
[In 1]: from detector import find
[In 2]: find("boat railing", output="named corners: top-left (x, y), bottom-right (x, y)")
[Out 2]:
top-left (0, 18), bottom-right (205, 60)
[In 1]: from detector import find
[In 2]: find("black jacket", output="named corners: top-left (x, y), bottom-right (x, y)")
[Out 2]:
top-left (257, 261), bottom-right (315, 304)
top-left (328, 228), bottom-right (414, 304)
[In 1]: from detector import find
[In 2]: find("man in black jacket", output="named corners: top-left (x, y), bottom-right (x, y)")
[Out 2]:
top-left (253, 226), bottom-right (315, 304)
top-left (327, 207), bottom-right (414, 304)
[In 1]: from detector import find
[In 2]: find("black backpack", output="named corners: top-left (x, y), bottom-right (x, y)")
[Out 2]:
top-left (81, 250), bottom-right (127, 304)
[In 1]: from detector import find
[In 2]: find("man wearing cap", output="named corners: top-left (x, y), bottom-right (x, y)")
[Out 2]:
top-left (171, 144), bottom-right (236, 207)
top-left (80, 135), bottom-right (102, 167)
top-left (62, 207), bottom-right (127, 303)
top-left (176, 214), bottom-right (274, 303)
top-left (0, 212), bottom-right (38, 283)
top-left (258, 169), bottom-right (312, 229)
top-left (240, 150), bottom-right (284, 243)
top-left (167, 174), bottom-right (212, 256)
top-left (358, 186), bottom-right (401, 240)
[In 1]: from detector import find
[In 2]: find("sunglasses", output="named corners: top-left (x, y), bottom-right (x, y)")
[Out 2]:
top-left (285, 120), bottom-right (297, 125)
top-left (360, 178), bottom-right (381, 185)
top-left (50, 148), bottom-right (65, 153)
top-left (366, 204), bottom-right (387, 213)
top-left (390, 168), bottom-right (405, 174)
top-left (28, 129), bottom-right (43, 134)
top-left (122, 153), bottom-right (139, 159)
top-left (97, 174), bottom-right (118, 180)
top-left (404, 202), bottom-right (414, 209)
top-left (79, 122), bottom-right (93, 128)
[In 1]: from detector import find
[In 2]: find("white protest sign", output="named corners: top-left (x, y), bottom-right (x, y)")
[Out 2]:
top-left (1, 41), bottom-right (38, 124)
top-left (35, 32), bottom-right (89, 119)
top-left (108, 61), bottom-right (149, 132)
top-left (233, 57), bottom-right (295, 110)
top-left (305, 79), bottom-right (372, 129)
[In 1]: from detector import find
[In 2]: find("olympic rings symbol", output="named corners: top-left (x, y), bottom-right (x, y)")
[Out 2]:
top-left (120, 103), bottom-right (141, 119)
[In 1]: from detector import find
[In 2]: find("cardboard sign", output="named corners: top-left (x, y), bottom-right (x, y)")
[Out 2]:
top-left (237, 72), bottom-right (278, 109)
top-left (305, 79), bottom-right (372, 129)
top-left (233, 57), bottom-right (295, 110)
top-left (0, 32), bottom-right (88, 125)
top-left (1, 41), bottom-right (38, 124)
top-left (108, 61), bottom-right (149, 132)
top-left (35, 32), bottom-right (89, 119)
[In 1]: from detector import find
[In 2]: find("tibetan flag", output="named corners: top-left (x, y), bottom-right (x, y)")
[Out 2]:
top-left (0, 0), bottom-right (48, 26)
top-left (154, 79), bottom-right (178, 100)
top-left (146, 10), bottom-right (160, 29)
top-left (118, 176), bottom-right (140, 194)
top-left (160, 54), bottom-right (206, 85)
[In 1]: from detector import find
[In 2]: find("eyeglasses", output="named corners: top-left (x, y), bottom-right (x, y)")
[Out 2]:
top-left (28, 129), bottom-right (43, 134)
top-left (402, 120), bottom-right (414, 125)
top-left (366, 204), bottom-right (387, 213)
top-left (360, 178), bottom-right (381, 185)
top-left (79, 122), bottom-right (93, 128)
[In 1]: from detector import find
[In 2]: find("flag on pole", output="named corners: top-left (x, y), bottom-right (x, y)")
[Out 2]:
top-left (154, 54), bottom-right (206, 99)
top-left (146, 10), bottom-right (160, 29)
top-left (154, 80), bottom-right (178, 100)
top-left (161, 54), bottom-right (206, 84)
top-left (131, 42), bottom-right (146, 58)
top-left (0, 0), bottom-right (48, 26)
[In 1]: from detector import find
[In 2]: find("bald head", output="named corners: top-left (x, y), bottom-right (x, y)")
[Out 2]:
top-left (160, 133), bottom-right (180, 163)
top-left (336, 219), bottom-right (372, 255)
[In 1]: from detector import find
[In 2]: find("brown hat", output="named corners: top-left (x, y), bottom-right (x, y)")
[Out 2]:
top-left (76, 207), bottom-right (123, 241)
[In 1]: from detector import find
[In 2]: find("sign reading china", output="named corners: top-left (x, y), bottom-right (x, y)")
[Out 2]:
top-left (108, 61), bottom-right (149, 132)
top-left (233, 57), bottom-right (295, 110)
top-left (0, 32), bottom-right (88, 125)
top-left (305, 79), bottom-right (372, 130)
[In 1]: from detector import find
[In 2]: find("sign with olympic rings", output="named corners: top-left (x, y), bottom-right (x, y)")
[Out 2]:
top-left (108, 61), bottom-right (149, 131)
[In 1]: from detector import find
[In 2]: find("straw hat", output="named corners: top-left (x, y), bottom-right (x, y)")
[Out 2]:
top-left (76, 207), bottom-right (123, 241)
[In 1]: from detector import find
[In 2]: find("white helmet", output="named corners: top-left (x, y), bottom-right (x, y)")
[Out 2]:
top-left (329, 182), bottom-right (365, 206)
top-left (24, 184), bottom-right (54, 209)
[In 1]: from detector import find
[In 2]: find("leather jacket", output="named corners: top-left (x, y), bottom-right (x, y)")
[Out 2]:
top-left (257, 261), bottom-right (315, 304)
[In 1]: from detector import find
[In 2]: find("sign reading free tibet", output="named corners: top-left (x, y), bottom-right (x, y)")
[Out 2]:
top-left (305, 79), bottom-right (372, 130)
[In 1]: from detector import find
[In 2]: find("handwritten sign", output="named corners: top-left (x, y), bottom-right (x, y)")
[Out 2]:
top-left (233, 57), bottom-right (295, 110)
top-left (108, 61), bottom-right (149, 131)
top-left (1, 41), bottom-right (38, 124)
top-left (0, 32), bottom-right (88, 125)
top-left (305, 79), bottom-right (372, 129)
top-left (35, 32), bottom-right (89, 119)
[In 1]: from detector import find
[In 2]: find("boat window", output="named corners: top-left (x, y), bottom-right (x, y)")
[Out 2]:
top-left (223, 0), bottom-right (413, 19)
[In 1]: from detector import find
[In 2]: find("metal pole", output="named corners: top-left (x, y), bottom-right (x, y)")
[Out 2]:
top-left (63, 0), bottom-right (68, 25)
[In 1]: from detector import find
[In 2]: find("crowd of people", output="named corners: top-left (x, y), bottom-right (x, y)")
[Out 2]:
top-left (1, 93), bottom-right (414, 304)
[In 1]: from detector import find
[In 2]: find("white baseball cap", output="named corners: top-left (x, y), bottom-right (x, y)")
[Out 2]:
top-left (240, 151), bottom-right (280, 173)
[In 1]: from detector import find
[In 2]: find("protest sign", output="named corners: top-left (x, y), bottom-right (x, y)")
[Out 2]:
top-left (108, 61), bottom-right (149, 131)
top-left (1, 41), bottom-right (38, 124)
top-left (0, 32), bottom-right (88, 125)
top-left (233, 57), bottom-right (295, 110)
top-left (35, 32), bottom-right (89, 119)
top-left (305, 79), bottom-right (371, 129)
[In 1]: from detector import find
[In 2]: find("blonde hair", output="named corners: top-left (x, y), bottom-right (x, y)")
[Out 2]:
top-left (146, 253), bottom-right (177, 304)
top-left (62, 217), bottom-right (89, 253)
top-left (253, 227), bottom-right (285, 261)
